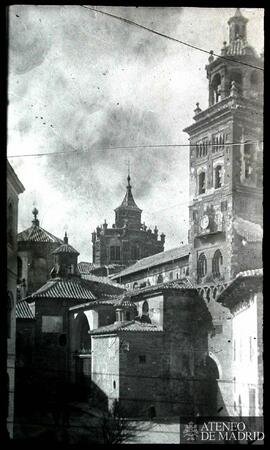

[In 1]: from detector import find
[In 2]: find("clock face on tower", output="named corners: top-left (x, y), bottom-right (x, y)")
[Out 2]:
top-left (200, 214), bottom-right (209, 230)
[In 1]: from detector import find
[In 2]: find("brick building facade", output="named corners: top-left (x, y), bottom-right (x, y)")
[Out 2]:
top-left (92, 174), bottom-right (165, 268)
top-left (72, 282), bottom-right (213, 417)
top-left (183, 8), bottom-right (263, 289)
top-left (112, 245), bottom-right (190, 289)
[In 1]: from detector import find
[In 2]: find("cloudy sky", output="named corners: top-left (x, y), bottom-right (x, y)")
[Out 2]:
top-left (8, 6), bottom-right (264, 262)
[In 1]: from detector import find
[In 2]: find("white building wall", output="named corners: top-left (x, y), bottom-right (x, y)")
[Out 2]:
top-left (232, 295), bottom-right (260, 416)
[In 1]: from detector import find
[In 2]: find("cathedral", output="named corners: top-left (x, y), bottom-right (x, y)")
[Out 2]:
top-left (12, 8), bottom-right (263, 429)
top-left (91, 173), bottom-right (165, 268)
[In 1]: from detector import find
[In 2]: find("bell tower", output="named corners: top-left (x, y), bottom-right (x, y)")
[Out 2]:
top-left (183, 9), bottom-right (263, 287)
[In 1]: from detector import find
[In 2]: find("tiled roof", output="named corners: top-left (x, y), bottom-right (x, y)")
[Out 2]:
top-left (217, 268), bottom-right (263, 304)
top-left (16, 300), bottom-right (35, 319)
top-left (81, 274), bottom-right (126, 295)
top-left (78, 262), bottom-right (97, 274)
top-left (90, 320), bottom-right (163, 335)
top-left (18, 225), bottom-right (63, 244)
top-left (127, 278), bottom-right (195, 297)
top-left (24, 278), bottom-right (96, 301)
top-left (69, 296), bottom-right (125, 311)
top-left (52, 243), bottom-right (79, 255)
top-left (115, 176), bottom-right (141, 211)
top-left (112, 245), bottom-right (191, 279)
top-left (233, 217), bottom-right (263, 242)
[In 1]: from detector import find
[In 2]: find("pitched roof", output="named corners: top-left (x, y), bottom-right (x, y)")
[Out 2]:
top-left (81, 273), bottom-right (126, 296)
top-left (18, 225), bottom-right (63, 244)
top-left (52, 243), bottom-right (79, 255)
top-left (115, 176), bottom-right (141, 211)
top-left (112, 245), bottom-right (191, 279)
top-left (24, 278), bottom-right (96, 301)
top-left (16, 300), bottom-right (35, 319)
top-left (127, 278), bottom-right (195, 298)
top-left (7, 160), bottom-right (25, 194)
top-left (217, 268), bottom-right (263, 305)
top-left (78, 261), bottom-right (97, 274)
top-left (90, 320), bottom-right (163, 335)
top-left (233, 217), bottom-right (263, 242)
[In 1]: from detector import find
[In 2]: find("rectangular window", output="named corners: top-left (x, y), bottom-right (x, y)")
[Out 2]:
top-left (198, 172), bottom-right (206, 194)
top-left (249, 336), bottom-right (254, 361)
top-left (139, 355), bottom-right (146, 364)
top-left (213, 324), bottom-right (223, 334)
top-left (233, 339), bottom-right (236, 361)
top-left (42, 315), bottom-right (63, 333)
top-left (221, 200), bottom-right (227, 211)
top-left (110, 246), bottom-right (121, 261)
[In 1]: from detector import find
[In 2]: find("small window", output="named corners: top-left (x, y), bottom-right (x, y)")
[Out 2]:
top-left (198, 253), bottom-right (207, 279)
top-left (110, 246), bottom-right (121, 261)
top-left (213, 324), bottom-right (223, 334)
top-left (215, 165), bottom-right (223, 188)
top-left (113, 380), bottom-right (116, 389)
top-left (243, 143), bottom-right (255, 181)
top-left (212, 249), bottom-right (223, 278)
top-left (233, 339), bottom-right (236, 361)
top-left (126, 311), bottom-right (131, 321)
top-left (157, 274), bottom-right (163, 284)
top-left (249, 336), bottom-right (254, 361)
top-left (139, 355), bottom-right (146, 364)
top-left (169, 272), bottom-right (173, 281)
top-left (198, 172), bottom-right (206, 194)
top-left (131, 245), bottom-right (139, 260)
top-left (142, 301), bottom-right (149, 314)
top-left (211, 73), bottom-right (221, 104)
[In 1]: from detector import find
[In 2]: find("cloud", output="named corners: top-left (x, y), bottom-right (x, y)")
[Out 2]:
top-left (9, 5), bottom-right (51, 74)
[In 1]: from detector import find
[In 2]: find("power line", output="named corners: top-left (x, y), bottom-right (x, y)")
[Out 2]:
top-left (7, 141), bottom-right (263, 158)
top-left (80, 5), bottom-right (264, 72)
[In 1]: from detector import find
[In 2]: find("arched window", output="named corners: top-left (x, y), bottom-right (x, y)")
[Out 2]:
top-left (243, 142), bottom-right (255, 181)
top-left (198, 253), bottom-right (207, 279)
top-left (230, 70), bottom-right (242, 94)
top-left (157, 274), bottom-right (163, 284)
top-left (142, 301), bottom-right (149, 315)
top-left (110, 246), bottom-right (121, 261)
top-left (211, 73), bottom-right (222, 104)
top-left (212, 250), bottom-right (223, 278)
top-left (131, 245), bottom-right (139, 260)
top-left (198, 172), bottom-right (206, 194)
top-left (215, 165), bottom-right (223, 189)
top-left (17, 256), bottom-right (22, 283)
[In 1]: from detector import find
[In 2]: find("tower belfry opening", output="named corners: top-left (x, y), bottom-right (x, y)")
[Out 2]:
top-left (183, 8), bottom-right (263, 286)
